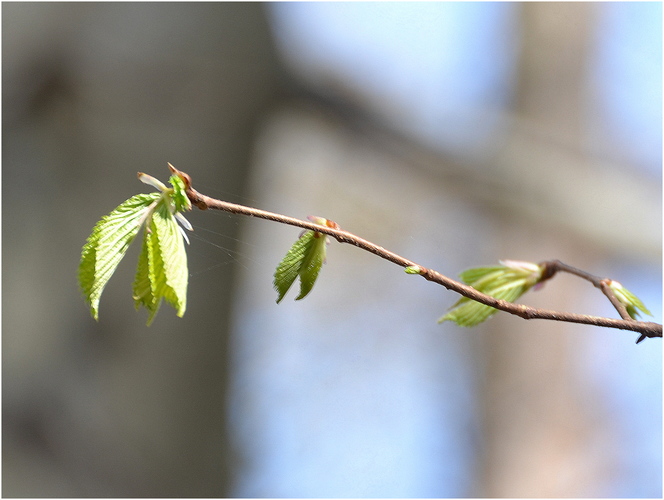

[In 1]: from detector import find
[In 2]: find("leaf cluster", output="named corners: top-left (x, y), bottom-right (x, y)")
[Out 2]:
top-left (274, 229), bottom-right (328, 303)
top-left (438, 262), bottom-right (542, 327)
top-left (79, 173), bottom-right (191, 325)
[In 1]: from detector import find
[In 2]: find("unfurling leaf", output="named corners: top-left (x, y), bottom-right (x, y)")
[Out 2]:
top-left (79, 193), bottom-right (160, 320)
top-left (440, 260), bottom-right (543, 327)
top-left (167, 171), bottom-right (192, 213)
top-left (274, 230), bottom-right (327, 303)
top-left (79, 167), bottom-right (193, 324)
top-left (274, 217), bottom-right (333, 303)
top-left (607, 280), bottom-right (652, 320)
top-left (132, 202), bottom-right (188, 325)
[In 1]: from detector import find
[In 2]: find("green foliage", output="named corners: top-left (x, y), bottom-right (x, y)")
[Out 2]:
top-left (169, 173), bottom-right (192, 213)
top-left (132, 202), bottom-right (188, 325)
top-left (79, 193), bottom-right (160, 321)
top-left (607, 280), bottom-right (653, 320)
top-left (439, 260), bottom-right (543, 327)
top-left (274, 230), bottom-right (328, 303)
top-left (79, 172), bottom-right (192, 324)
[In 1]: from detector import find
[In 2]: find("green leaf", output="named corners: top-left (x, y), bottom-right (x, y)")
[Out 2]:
top-left (80, 168), bottom-right (193, 324)
top-left (439, 282), bottom-right (527, 327)
top-left (607, 280), bottom-right (653, 320)
top-left (79, 193), bottom-right (160, 320)
top-left (168, 174), bottom-right (191, 213)
top-left (274, 230), bottom-right (328, 303)
top-left (132, 202), bottom-right (188, 325)
top-left (439, 261), bottom-right (543, 327)
top-left (132, 230), bottom-right (154, 318)
top-left (458, 266), bottom-right (505, 284)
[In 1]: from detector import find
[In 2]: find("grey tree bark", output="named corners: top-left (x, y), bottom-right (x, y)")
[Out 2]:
top-left (3, 3), bottom-right (283, 496)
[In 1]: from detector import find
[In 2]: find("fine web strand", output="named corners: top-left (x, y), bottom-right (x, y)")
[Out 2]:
top-left (183, 183), bottom-right (264, 277)
top-left (190, 183), bottom-right (262, 207)
top-left (186, 223), bottom-right (259, 276)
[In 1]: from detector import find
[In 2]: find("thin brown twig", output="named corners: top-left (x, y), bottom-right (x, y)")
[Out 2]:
top-left (538, 260), bottom-right (633, 320)
top-left (598, 281), bottom-right (634, 321)
top-left (537, 260), bottom-right (654, 343)
top-left (170, 165), bottom-right (662, 341)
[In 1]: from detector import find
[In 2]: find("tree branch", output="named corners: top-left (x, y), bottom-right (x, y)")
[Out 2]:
top-left (171, 165), bottom-right (662, 341)
top-left (538, 260), bottom-right (633, 320)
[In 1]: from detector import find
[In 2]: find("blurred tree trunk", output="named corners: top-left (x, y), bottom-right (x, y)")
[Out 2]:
top-left (3, 3), bottom-right (283, 496)
top-left (513, 2), bottom-right (595, 143)
top-left (475, 4), bottom-right (609, 496)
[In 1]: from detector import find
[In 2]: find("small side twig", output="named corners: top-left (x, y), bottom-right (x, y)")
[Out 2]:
top-left (599, 281), bottom-right (633, 321)
top-left (539, 260), bottom-right (632, 320)
top-left (538, 260), bottom-right (651, 343)
top-left (170, 165), bottom-right (662, 342)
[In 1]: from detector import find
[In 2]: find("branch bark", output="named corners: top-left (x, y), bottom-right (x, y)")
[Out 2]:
top-left (538, 260), bottom-right (633, 319)
top-left (171, 166), bottom-right (662, 342)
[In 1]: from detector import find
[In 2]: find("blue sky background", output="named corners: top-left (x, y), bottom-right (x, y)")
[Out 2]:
top-left (590, 2), bottom-right (662, 175)
top-left (269, 2), bottom-right (519, 156)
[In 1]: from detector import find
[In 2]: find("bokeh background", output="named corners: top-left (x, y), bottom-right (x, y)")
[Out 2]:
top-left (3, 2), bottom-right (661, 497)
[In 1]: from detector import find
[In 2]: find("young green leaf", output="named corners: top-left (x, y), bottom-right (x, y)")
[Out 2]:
top-left (274, 217), bottom-right (334, 303)
top-left (79, 167), bottom-right (193, 324)
top-left (168, 172), bottom-right (192, 213)
top-left (439, 260), bottom-right (543, 327)
top-left (607, 280), bottom-right (653, 320)
top-left (132, 202), bottom-right (188, 325)
top-left (79, 193), bottom-right (160, 320)
top-left (295, 232), bottom-right (327, 300)
top-left (404, 265), bottom-right (423, 275)
top-left (274, 230), bottom-right (328, 303)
